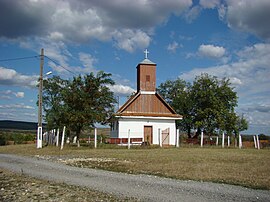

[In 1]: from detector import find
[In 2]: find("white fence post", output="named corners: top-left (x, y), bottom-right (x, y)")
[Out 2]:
top-left (60, 126), bottom-right (66, 150)
top-left (176, 129), bottom-right (180, 148)
top-left (200, 131), bottom-right (204, 147)
top-left (159, 128), bottom-right (162, 147)
top-left (128, 129), bottom-right (131, 149)
top-left (37, 126), bottom-right (42, 149)
top-left (73, 136), bottom-right (77, 144)
top-left (216, 136), bottom-right (219, 146)
top-left (239, 134), bottom-right (242, 149)
top-left (222, 132), bottom-right (225, 148)
top-left (227, 136), bottom-right (230, 147)
top-left (56, 128), bottom-right (59, 147)
top-left (253, 135), bottom-right (257, 149)
top-left (256, 135), bottom-right (260, 150)
top-left (94, 128), bottom-right (97, 148)
top-left (53, 129), bottom-right (56, 145)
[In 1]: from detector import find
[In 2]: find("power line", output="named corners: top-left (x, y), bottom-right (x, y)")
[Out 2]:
top-left (0, 54), bottom-right (77, 76)
top-left (44, 55), bottom-right (77, 76)
top-left (0, 55), bottom-right (39, 62)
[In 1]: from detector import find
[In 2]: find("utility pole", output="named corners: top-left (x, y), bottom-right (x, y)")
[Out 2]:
top-left (118, 96), bottom-right (120, 110)
top-left (38, 48), bottom-right (44, 127)
top-left (37, 48), bottom-right (44, 149)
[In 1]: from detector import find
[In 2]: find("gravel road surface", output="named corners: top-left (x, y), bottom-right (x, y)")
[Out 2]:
top-left (0, 154), bottom-right (269, 202)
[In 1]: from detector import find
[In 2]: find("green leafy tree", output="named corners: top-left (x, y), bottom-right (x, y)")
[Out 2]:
top-left (157, 79), bottom-right (194, 137)
top-left (232, 114), bottom-right (248, 147)
top-left (62, 71), bottom-right (116, 147)
top-left (191, 73), bottom-right (239, 137)
top-left (42, 76), bottom-right (68, 130)
top-left (42, 71), bottom-right (116, 147)
top-left (158, 73), bottom-right (245, 139)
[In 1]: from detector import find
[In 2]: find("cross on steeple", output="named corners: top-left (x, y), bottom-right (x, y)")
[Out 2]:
top-left (144, 49), bottom-right (149, 59)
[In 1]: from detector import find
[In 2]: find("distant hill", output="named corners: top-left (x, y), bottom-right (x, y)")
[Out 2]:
top-left (0, 120), bottom-right (42, 130)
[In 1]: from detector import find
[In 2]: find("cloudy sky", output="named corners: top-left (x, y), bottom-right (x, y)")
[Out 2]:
top-left (0, 0), bottom-right (269, 135)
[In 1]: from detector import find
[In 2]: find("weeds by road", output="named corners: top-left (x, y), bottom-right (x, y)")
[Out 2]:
top-left (0, 168), bottom-right (135, 202)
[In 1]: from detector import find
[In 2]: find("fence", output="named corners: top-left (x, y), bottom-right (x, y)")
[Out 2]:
top-left (183, 134), bottom-right (270, 149)
top-left (107, 138), bottom-right (143, 145)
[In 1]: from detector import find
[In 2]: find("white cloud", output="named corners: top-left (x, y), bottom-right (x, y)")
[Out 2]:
top-left (113, 29), bottom-right (151, 53)
top-left (23, 112), bottom-right (36, 117)
top-left (79, 53), bottom-right (97, 68)
top-left (167, 41), bottom-right (182, 53)
top-left (14, 92), bottom-right (24, 98)
top-left (109, 84), bottom-right (135, 96)
top-left (0, 112), bottom-right (15, 119)
top-left (0, 104), bottom-right (35, 110)
top-left (198, 44), bottom-right (226, 58)
top-left (200, 0), bottom-right (220, 9)
top-left (184, 5), bottom-right (201, 23)
top-left (242, 104), bottom-right (270, 113)
top-left (0, 90), bottom-right (25, 98)
top-left (182, 0), bottom-right (270, 41)
top-left (217, 4), bottom-right (226, 21)
top-left (78, 52), bottom-right (97, 73)
top-left (0, 95), bottom-right (11, 100)
top-left (0, 67), bottom-right (38, 88)
top-left (0, 0), bottom-right (193, 52)
top-left (226, 0), bottom-right (270, 40)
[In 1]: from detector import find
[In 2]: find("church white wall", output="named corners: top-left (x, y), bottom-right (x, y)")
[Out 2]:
top-left (115, 117), bottom-right (176, 145)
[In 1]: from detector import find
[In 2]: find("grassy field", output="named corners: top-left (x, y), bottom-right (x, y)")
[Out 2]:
top-left (0, 144), bottom-right (269, 190)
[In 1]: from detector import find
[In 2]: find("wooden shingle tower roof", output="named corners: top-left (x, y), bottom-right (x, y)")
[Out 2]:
top-left (115, 50), bottom-right (182, 119)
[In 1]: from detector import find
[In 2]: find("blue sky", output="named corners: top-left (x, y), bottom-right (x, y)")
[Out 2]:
top-left (0, 0), bottom-right (269, 135)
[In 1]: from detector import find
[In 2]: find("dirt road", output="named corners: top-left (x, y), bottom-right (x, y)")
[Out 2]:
top-left (0, 154), bottom-right (269, 201)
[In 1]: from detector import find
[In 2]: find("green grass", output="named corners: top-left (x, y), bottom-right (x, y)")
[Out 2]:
top-left (1, 144), bottom-right (269, 190)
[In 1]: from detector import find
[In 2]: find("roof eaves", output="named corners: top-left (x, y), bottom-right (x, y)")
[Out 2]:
top-left (155, 93), bottom-right (178, 114)
top-left (117, 92), bottom-right (140, 113)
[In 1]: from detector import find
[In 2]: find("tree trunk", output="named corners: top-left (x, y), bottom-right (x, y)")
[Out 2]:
top-left (234, 133), bottom-right (238, 148)
top-left (193, 128), bottom-right (201, 139)
top-left (76, 130), bottom-right (81, 147)
top-left (187, 127), bottom-right (192, 138)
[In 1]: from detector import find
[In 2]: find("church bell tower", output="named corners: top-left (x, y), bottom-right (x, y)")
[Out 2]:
top-left (136, 49), bottom-right (156, 93)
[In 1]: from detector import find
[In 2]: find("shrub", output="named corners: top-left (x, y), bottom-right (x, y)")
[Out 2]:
top-left (0, 135), bottom-right (6, 146)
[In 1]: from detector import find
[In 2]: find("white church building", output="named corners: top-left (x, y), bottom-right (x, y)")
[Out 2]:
top-left (110, 51), bottom-right (182, 146)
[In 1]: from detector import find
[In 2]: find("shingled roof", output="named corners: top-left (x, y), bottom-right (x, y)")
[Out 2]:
top-left (115, 92), bottom-right (182, 119)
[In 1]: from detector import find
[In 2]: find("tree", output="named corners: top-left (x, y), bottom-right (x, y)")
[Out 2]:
top-left (157, 73), bottom-right (246, 139)
top-left (157, 79), bottom-right (194, 137)
top-left (62, 71), bottom-right (116, 147)
top-left (42, 71), bottom-right (116, 147)
top-left (42, 76), bottom-right (68, 130)
top-left (232, 114), bottom-right (248, 147)
top-left (191, 73), bottom-right (238, 137)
